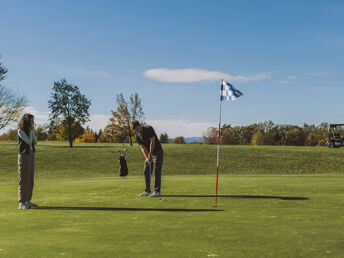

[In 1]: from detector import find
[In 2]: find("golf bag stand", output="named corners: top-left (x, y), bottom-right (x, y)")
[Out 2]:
top-left (118, 155), bottom-right (128, 176)
top-left (117, 137), bottom-right (129, 176)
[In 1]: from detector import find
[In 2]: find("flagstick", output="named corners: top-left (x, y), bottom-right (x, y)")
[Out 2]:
top-left (214, 80), bottom-right (223, 207)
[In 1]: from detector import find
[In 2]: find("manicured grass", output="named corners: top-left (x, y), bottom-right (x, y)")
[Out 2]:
top-left (1, 141), bottom-right (344, 257)
top-left (1, 175), bottom-right (344, 257)
top-left (1, 141), bottom-right (344, 181)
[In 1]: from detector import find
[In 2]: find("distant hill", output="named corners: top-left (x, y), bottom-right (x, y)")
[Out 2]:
top-left (168, 137), bottom-right (202, 143)
top-left (184, 137), bottom-right (203, 143)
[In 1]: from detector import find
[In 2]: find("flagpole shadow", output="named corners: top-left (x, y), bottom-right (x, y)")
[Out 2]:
top-left (162, 195), bottom-right (309, 201)
top-left (35, 206), bottom-right (224, 212)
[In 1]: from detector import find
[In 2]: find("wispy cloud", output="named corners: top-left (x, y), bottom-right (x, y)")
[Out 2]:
top-left (88, 118), bottom-right (214, 137)
top-left (276, 72), bottom-right (331, 84)
top-left (23, 106), bottom-right (50, 126)
top-left (16, 106), bottom-right (110, 132)
top-left (276, 80), bottom-right (289, 84)
top-left (147, 119), bottom-right (214, 138)
top-left (305, 72), bottom-right (332, 77)
top-left (50, 65), bottom-right (110, 77)
top-left (90, 117), bottom-right (213, 137)
top-left (86, 114), bottom-right (111, 131)
top-left (143, 68), bottom-right (271, 83)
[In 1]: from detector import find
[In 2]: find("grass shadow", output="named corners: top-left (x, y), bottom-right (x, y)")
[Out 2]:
top-left (163, 195), bottom-right (309, 201)
top-left (0, 142), bottom-right (17, 146)
top-left (35, 206), bottom-right (224, 212)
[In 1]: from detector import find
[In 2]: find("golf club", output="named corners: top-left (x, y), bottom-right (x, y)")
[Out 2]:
top-left (149, 162), bottom-right (152, 192)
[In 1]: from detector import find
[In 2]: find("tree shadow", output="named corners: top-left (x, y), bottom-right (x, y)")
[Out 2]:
top-left (35, 206), bottom-right (224, 212)
top-left (162, 195), bottom-right (309, 201)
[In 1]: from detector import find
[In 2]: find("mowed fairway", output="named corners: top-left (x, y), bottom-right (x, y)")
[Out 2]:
top-left (1, 141), bottom-right (344, 257)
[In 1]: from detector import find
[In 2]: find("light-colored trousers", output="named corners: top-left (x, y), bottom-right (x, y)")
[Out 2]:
top-left (18, 153), bottom-right (35, 202)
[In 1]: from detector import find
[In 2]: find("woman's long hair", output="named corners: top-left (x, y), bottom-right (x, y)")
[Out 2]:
top-left (18, 113), bottom-right (35, 135)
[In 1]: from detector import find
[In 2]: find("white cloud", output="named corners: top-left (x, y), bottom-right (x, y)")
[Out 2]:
top-left (23, 106), bottom-right (50, 126)
top-left (286, 75), bottom-right (297, 79)
top-left (143, 68), bottom-right (271, 83)
top-left (86, 114), bottom-right (111, 131)
top-left (146, 119), bottom-right (214, 138)
top-left (305, 72), bottom-right (332, 77)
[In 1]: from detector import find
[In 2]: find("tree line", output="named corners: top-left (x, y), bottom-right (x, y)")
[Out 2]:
top-left (203, 121), bottom-right (334, 146)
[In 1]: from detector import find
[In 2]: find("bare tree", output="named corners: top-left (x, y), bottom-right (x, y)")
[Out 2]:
top-left (0, 57), bottom-right (27, 130)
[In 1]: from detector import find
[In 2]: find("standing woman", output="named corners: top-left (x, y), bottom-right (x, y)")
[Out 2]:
top-left (17, 113), bottom-right (38, 209)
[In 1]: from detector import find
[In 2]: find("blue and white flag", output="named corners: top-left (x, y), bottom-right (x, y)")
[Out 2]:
top-left (220, 80), bottom-right (243, 101)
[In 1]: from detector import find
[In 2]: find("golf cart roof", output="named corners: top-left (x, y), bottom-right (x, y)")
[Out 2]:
top-left (329, 124), bottom-right (344, 128)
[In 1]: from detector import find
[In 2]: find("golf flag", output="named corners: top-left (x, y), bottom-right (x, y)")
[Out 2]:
top-left (221, 80), bottom-right (243, 101)
top-left (215, 80), bottom-right (243, 207)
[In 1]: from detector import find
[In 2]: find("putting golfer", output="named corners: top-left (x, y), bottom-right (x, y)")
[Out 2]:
top-left (131, 120), bottom-right (164, 197)
top-left (17, 113), bottom-right (38, 209)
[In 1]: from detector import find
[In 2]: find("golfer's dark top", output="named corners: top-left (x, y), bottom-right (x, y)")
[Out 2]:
top-left (136, 126), bottom-right (162, 155)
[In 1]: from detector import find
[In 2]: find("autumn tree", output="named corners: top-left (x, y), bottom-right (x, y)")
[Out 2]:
top-left (265, 126), bottom-right (281, 145)
top-left (75, 129), bottom-right (96, 143)
top-left (171, 136), bottom-right (186, 144)
top-left (34, 125), bottom-right (49, 141)
top-left (48, 79), bottom-right (91, 148)
top-left (280, 126), bottom-right (305, 146)
top-left (0, 129), bottom-right (17, 140)
top-left (221, 126), bottom-right (241, 145)
top-left (108, 92), bottom-right (144, 145)
top-left (55, 117), bottom-right (84, 141)
top-left (251, 130), bottom-right (266, 145)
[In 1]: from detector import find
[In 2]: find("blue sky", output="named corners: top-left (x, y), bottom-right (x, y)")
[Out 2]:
top-left (1, 0), bottom-right (343, 137)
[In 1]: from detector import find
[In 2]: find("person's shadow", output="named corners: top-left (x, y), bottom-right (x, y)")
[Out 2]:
top-left (35, 195), bottom-right (308, 212)
top-left (35, 206), bottom-right (224, 212)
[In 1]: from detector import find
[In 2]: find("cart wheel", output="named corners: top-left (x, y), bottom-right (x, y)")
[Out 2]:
top-left (328, 142), bottom-right (334, 148)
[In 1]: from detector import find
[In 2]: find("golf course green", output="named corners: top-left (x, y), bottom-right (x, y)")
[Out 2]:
top-left (1, 141), bottom-right (343, 257)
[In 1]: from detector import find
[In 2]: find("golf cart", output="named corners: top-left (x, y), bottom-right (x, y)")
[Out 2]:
top-left (327, 124), bottom-right (344, 148)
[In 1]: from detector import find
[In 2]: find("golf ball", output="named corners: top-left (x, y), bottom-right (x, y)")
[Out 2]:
top-left (162, 197), bottom-right (166, 201)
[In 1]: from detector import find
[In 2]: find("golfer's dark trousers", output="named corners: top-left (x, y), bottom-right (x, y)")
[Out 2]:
top-left (144, 150), bottom-right (164, 193)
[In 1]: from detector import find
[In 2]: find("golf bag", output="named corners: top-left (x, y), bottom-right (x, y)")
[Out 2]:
top-left (118, 155), bottom-right (128, 176)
